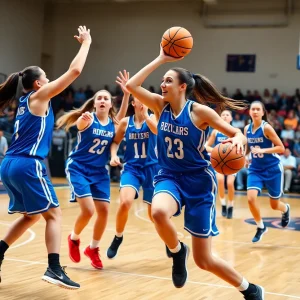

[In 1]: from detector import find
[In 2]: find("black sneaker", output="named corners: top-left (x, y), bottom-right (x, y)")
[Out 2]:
top-left (0, 256), bottom-right (3, 283)
top-left (42, 266), bottom-right (80, 290)
top-left (252, 227), bottom-right (268, 243)
top-left (171, 242), bottom-right (189, 288)
top-left (222, 205), bottom-right (227, 217)
top-left (107, 235), bottom-right (123, 259)
top-left (166, 245), bottom-right (172, 258)
top-left (243, 284), bottom-right (265, 300)
top-left (281, 204), bottom-right (290, 228)
top-left (227, 207), bottom-right (233, 219)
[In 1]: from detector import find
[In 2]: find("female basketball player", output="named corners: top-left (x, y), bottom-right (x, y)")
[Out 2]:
top-left (125, 46), bottom-right (264, 299)
top-left (107, 92), bottom-right (159, 259)
top-left (206, 110), bottom-right (236, 219)
top-left (0, 25), bottom-right (91, 289)
top-left (246, 101), bottom-right (289, 243)
top-left (57, 70), bottom-right (129, 269)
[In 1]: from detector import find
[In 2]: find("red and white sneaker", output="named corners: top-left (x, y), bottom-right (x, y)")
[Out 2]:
top-left (84, 246), bottom-right (103, 269)
top-left (68, 234), bottom-right (81, 263)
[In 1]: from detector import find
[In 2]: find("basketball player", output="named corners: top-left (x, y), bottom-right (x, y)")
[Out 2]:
top-left (0, 25), bottom-right (91, 289)
top-left (245, 101), bottom-right (289, 243)
top-left (107, 94), bottom-right (159, 259)
top-left (206, 110), bottom-right (236, 219)
top-left (125, 46), bottom-right (264, 299)
top-left (57, 70), bottom-right (129, 269)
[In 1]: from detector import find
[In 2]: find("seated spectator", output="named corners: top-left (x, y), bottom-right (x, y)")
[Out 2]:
top-left (281, 148), bottom-right (297, 192)
top-left (245, 90), bottom-right (254, 103)
top-left (63, 90), bottom-right (74, 111)
top-left (295, 124), bottom-right (300, 140)
top-left (281, 124), bottom-right (295, 140)
top-left (232, 113), bottom-right (245, 130)
top-left (284, 110), bottom-right (298, 130)
top-left (272, 88), bottom-right (280, 103)
top-left (85, 85), bottom-right (94, 99)
top-left (232, 89), bottom-right (244, 100)
top-left (293, 141), bottom-right (300, 157)
top-left (74, 87), bottom-right (87, 108)
top-left (253, 90), bottom-right (262, 101)
top-left (221, 87), bottom-right (229, 97)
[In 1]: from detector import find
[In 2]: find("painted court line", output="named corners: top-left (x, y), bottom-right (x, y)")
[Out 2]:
top-left (0, 221), bottom-right (35, 249)
top-left (5, 257), bottom-right (300, 299)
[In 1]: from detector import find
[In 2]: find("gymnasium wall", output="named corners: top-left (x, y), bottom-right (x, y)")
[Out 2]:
top-left (0, 0), bottom-right (45, 75)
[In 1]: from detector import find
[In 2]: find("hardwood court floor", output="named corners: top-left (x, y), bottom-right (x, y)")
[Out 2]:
top-left (0, 179), bottom-right (300, 300)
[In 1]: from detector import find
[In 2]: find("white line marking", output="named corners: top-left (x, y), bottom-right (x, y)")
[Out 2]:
top-left (0, 221), bottom-right (36, 249)
top-left (5, 257), bottom-right (300, 299)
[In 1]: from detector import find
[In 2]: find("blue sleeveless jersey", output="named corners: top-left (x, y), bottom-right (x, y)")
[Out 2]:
top-left (214, 131), bottom-right (227, 145)
top-left (69, 113), bottom-right (115, 167)
top-left (157, 100), bottom-right (210, 172)
top-left (123, 115), bottom-right (157, 167)
top-left (247, 121), bottom-right (280, 170)
top-left (6, 91), bottom-right (54, 160)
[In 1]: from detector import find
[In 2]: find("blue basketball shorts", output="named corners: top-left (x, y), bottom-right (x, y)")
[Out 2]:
top-left (65, 158), bottom-right (110, 202)
top-left (1, 156), bottom-right (59, 215)
top-left (153, 166), bottom-right (219, 238)
top-left (247, 163), bottom-right (284, 199)
top-left (120, 163), bottom-right (160, 204)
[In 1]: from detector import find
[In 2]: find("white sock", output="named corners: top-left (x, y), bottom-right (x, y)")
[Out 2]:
top-left (116, 232), bottom-right (123, 238)
top-left (169, 242), bottom-right (181, 254)
top-left (220, 198), bottom-right (226, 206)
top-left (90, 239), bottom-right (100, 249)
top-left (227, 201), bottom-right (234, 208)
top-left (284, 204), bottom-right (288, 213)
top-left (256, 220), bottom-right (264, 229)
top-left (71, 231), bottom-right (80, 241)
top-left (237, 277), bottom-right (250, 291)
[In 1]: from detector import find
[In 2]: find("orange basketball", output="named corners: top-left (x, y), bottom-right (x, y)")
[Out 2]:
top-left (210, 143), bottom-right (245, 175)
top-left (161, 26), bottom-right (193, 58)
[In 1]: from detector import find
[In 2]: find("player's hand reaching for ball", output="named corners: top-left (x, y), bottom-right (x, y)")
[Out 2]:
top-left (74, 26), bottom-right (92, 44)
top-left (158, 45), bottom-right (184, 63)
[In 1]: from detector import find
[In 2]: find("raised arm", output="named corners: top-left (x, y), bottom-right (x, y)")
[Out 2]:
top-left (32, 26), bottom-right (91, 103)
top-left (205, 130), bottom-right (217, 153)
top-left (115, 70), bottom-right (130, 121)
top-left (126, 46), bottom-right (183, 118)
top-left (110, 117), bottom-right (128, 166)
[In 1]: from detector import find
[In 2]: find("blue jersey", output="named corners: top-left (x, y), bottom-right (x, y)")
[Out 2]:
top-left (6, 91), bottom-right (54, 160)
top-left (247, 121), bottom-right (280, 170)
top-left (123, 115), bottom-right (157, 167)
top-left (157, 100), bottom-right (210, 172)
top-left (214, 131), bottom-right (227, 145)
top-left (69, 113), bottom-right (115, 167)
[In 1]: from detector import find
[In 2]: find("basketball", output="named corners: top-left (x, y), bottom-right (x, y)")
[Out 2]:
top-left (161, 26), bottom-right (193, 58)
top-left (210, 143), bottom-right (245, 175)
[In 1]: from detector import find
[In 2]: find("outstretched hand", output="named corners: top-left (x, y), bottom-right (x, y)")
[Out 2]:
top-left (116, 70), bottom-right (130, 95)
top-left (74, 25), bottom-right (92, 44)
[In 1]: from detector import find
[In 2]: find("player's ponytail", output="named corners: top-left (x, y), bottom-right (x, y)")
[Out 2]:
top-left (0, 66), bottom-right (42, 112)
top-left (0, 72), bottom-right (20, 111)
top-left (250, 101), bottom-right (270, 123)
top-left (57, 98), bottom-right (94, 131)
top-left (171, 67), bottom-right (246, 113)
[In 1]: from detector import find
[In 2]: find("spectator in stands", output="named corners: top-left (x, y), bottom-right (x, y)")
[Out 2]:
top-left (281, 148), bottom-right (297, 192)
top-left (74, 87), bottom-right (87, 107)
top-left (245, 90), bottom-right (254, 103)
top-left (272, 88), bottom-right (280, 103)
top-left (281, 124), bottom-right (295, 140)
top-left (232, 113), bottom-right (245, 130)
top-left (232, 88), bottom-right (244, 100)
top-left (221, 87), bottom-right (229, 97)
top-left (284, 110), bottom-right (298, 130)
top-left (253, 90), bottom-right (262, 101)
top-left (85, 85), bottom-right (94, 99)
top-left (293, 140), bottom-right (300, 158)
top-left (63, 90), bottom-right (74, 111)
top-left (278, 93), bottom-right (289, 111)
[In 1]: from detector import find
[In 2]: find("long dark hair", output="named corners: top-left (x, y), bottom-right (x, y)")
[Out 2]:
top-left (57, 90), bottom-right (118, 131)
top-left (0, 66), bottom-right (42, 111)
top-left (250, 101), bottom-right (269, 122)
top-left (171, 67), bottom-right (246, 112)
